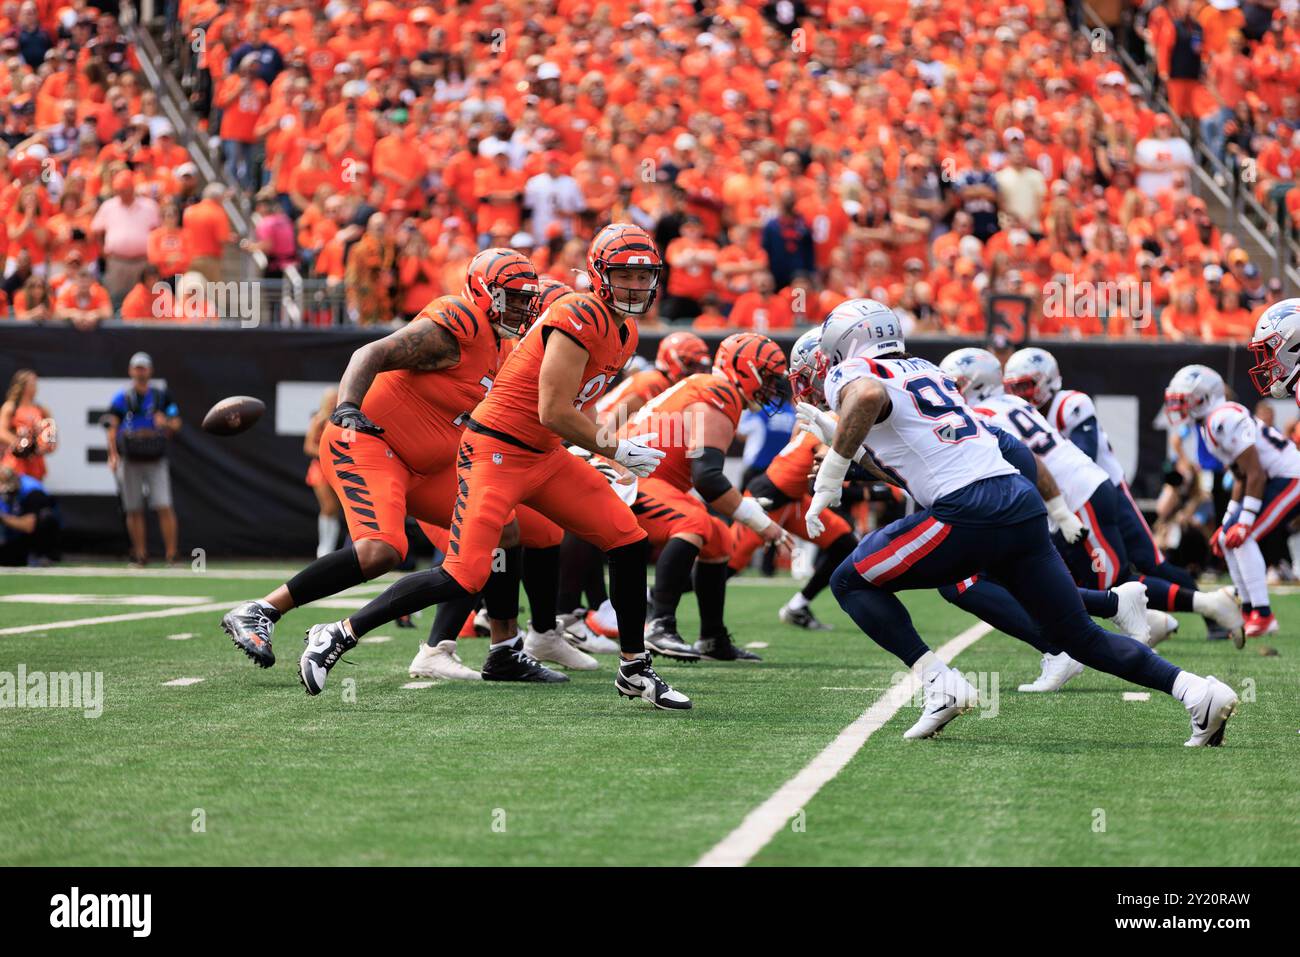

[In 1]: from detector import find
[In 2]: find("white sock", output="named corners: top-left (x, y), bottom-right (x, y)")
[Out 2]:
top-left (1289, 532), bottom-right (1300, 570)
top-left (1231, 540), bottom-right (1270, 608)
top-left (1172, 671), bottom-right (1208, 707)
top-left (317, 514), bottom-right (339, 558)
top-left (787, 592), bottom-right (809, 611)
top-left (491, 635), bottom-right (521, 650)
top-left (914, 651), bottom-right (946, 680)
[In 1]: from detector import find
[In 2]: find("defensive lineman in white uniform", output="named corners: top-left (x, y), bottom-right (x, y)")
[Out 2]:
top-left (801, 298), bottom-right (1239, 746)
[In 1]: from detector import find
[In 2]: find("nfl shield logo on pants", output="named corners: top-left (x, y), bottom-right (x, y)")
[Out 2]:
top-left (492, 452), bottom-right (503, 464)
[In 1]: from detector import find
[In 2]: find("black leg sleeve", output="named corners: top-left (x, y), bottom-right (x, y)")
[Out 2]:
top-left (350, 566), bottom-right (470, 638)
top-left (286, 545), bottom-right (365, 608)
top-left (651, 537), bottom-right (700, 620)
top-left (693, 560), bottom-right (729, 640)
top-left (482, 545), bottom-right (522, 621)
top-left (607, 537), bottom-right (650, 655)
top-left (426, 594), bottom-right (482, 647)
top-left (522, 544), bottom-right (560, 633)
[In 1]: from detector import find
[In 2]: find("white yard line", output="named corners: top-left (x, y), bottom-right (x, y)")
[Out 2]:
top-left (0, 601), bottom-right (232, 636)
top-left (694, 621), bottom-right (993, 868)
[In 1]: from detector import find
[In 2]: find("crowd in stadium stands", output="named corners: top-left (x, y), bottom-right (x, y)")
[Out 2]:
top-left (2, 0), bottom-right (1298, 335)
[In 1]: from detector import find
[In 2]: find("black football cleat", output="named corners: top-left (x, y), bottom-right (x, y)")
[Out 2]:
top-left (779, 602), bottom-right (833, 631)
top-left (222, 601), bottom-right (277, 668)
top-left (481, 642), bottom-right (569, 683)
top-left (644, 617), bottom-right (702, 661)
top-left (298, 621), bottom-right (357, 696)
top-left (616, 653), bottom-right (692, 710)
top-left (396, 614), bottom-right (416, 629)
top-left (694, 632), bottom-right (762, 661)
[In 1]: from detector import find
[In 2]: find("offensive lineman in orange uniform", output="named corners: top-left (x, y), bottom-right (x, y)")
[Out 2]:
top-left (622, 333), bottom-right (792, 661)
top-left (304, 224), bottom-right (693, 710)
top-left (596, 330), bottom-right (711, 427)
top-left (222, 249), bottom-right (572, 684)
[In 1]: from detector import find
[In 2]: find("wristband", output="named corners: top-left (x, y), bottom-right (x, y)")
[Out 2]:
top-left (814, 449), bottom-right (853, 491)
top-left (732, 496), bottom-right (775, 533)
top-left (1239, 496), bottom-right (1262, 526)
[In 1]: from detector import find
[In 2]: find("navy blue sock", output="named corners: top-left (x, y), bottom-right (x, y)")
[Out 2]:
top-left (831, 559), bottom-right (930, 666)
top-left (1257, 604), bottom-right (1272, 618)
top-left (1139, 575), bottom-right (1196, 613)
top-left (1080, 588), bottom-right (1118, 618)
top-left (1152, 560), bottom-right (1197, 591)
top-left (938, 578), bottom-right (1060, 655)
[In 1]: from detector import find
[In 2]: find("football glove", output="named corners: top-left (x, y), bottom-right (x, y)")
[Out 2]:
top-left (330, 402), bottom-right (384, 436)
top-left (614, 433), bottom-right (665, 478)
top-left (1224, 523), bottom-right (1252, 549)
top-left (1045, 495), bottom-right (1085, 544)
top-left (1210, 525), bottom-right (1225, 558)
top-left (806, 449), bottom-right (851, 539)
top-left (796, 402), bottom-right (836, 446)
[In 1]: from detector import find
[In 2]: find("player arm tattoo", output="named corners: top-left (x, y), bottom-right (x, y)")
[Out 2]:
top-left (337, 320), bottom-right (462, 406)
top-left (830, 377), bottom-right (888, 462)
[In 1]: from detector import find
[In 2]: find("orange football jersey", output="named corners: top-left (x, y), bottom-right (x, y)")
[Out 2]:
top-left (764, 427), bottom-right (821, 499)
top-left (595, 367), bottom-right (671, 420)
top-left (362, 295), bottom-right (498, 473)
top-left (471, 292), bottom-right (638, 452)
top-left (624, 373), bottom-right (745, 492)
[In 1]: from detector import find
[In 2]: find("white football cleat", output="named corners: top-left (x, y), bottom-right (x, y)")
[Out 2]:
top-left (904, 668), bottom-right (979, 739)
top-left (1184, 676), bottom-right (1239, 747)
top-left (1017, 651), bottom-right (1085, 692)
top-left (1110, 581), bottom-right (1150, 644)
top-left (1144, 611), bottom-right (1179, 648)
top-left (408, 640), bottom-right (482, 681)
top-left (1196, 586), bottom-right (1243, 647)
top-left (472, 608), bottom-right (491, 637)
top-left (524, 625), bottom-right (599, 670)
top-left (585, 599), bottom-right (619, 639)
top-left (559, 610), bottom-right (620, 654)
top-left (615, 653), bottom-right (691, 710)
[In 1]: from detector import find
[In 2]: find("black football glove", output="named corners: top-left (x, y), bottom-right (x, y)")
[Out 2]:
top-left (330, 402), bottom-right (384, 436)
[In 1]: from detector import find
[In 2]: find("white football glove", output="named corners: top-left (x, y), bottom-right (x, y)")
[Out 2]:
top-left (1046, 495), bottom-right (1085, 544)
top-left (613, 433), bottom-right (665, 478)
top-left (806, 449), bottom-right (851, 539)
top-left (796, 402), bottom-right (837, 445)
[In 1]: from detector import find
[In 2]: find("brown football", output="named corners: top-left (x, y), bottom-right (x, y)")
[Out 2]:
top-left (202, 395), bottom-right (266, 436)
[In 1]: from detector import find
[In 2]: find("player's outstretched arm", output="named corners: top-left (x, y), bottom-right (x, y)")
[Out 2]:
top-left (538, 330), bottom-right (664, 477)
top-left (336, 320), bottom-right (462, 407)
top-left (688, 402), bottom-right (789, 547)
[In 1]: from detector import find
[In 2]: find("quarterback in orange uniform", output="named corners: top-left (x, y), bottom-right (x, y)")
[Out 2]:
top-left (622, 333), bottom-right (791, 661)
top-left (222, 249), bottom-right (574, 683)
top-left (307, 224), bottom-right (693, 710)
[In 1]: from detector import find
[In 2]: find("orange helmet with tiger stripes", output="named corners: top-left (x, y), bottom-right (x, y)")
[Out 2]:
top-left (655, 331), bottom-right (711, 381)
top-left (535, 278), bottom-right (574, 317)
top-left (587, 223), bottom-right (662, 315)
top-left (714, 333), bottom-right (789, 415)
top-left (464, 247), bottom-right (540, 338)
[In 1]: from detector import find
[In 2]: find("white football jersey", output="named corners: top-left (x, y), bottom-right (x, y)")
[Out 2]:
top-left (971, 393), bottom-right (1109, 512)
top-left (824, 355), bottom-right (1015, 509)
top-left (1045, 389), bottom-right (1125, 485)
top-left (1200, 401), bottom-right (1300, 478)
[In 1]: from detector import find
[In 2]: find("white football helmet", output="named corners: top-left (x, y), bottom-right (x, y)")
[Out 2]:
top-left (939, 347), bottom-right (1004, 403)
top-left (1248, 298), bottom-right (1300, 399)
top-left (1002, 347), bottom-right (1061, 407)
top-left (818, 298), bottom-right (904, 368)
top-left (1164, 364), bottom-right (1226, 424)
top-left (788, 328), bottom-right (827, 407)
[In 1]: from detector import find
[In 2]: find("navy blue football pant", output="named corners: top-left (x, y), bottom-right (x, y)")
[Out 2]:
top-left (939, 575), bottom-right (1117, 656)
top-left (1112, 479), bottom-right (1200, 597)
top-left (831, 508), bottom-right (1180, 694)
top-left (1062, 481), bottom-right (1197, 615)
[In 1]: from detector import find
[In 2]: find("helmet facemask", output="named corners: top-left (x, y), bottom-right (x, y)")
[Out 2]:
top-left (1248, 331), bottom-right (1300, 399)
top-left (599, 264), bottom-right (660, 315)
top-left (489, 282), bottom-right (540, 339)
top-left (1003, 373), bottom-right (1043, 405)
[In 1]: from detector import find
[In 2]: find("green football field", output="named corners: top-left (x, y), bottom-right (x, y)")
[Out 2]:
top-left (1, 565), bottom-right (1297, 867)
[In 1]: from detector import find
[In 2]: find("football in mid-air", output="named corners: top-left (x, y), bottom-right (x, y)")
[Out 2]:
top-left (202, 396), bottom-right (266, 436)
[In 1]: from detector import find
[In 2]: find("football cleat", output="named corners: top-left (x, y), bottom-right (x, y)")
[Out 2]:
top-left (1144, 611), bottom-right (1180, 648)
top-left (615, 653), bottom-right (692, 710)
top-left (1243, 609), bottom-right (1279, 639)
top-left (481, 641), bottom-right (568, 683)
top-left (222, 600), bottom-right (277, 668)
top-left (644, 617), bottom-right (702, 661)
top-left (396, 614), bottom-right (416, 629)
top-left (1017, 651), bottom-right (1085, 692)
top-left (473, 608), bottom-right (491, 637)
top-left (1184, 676), bottom-right (1239, 747)
top-left (779, 601), bottom-right (833, 631)
top-left (694, 631), bottom-right (762, 661)
top-left (904, 668), bottom-right (979, 739)
top-left (559, 610), bottom-right (620, 654)
top-left (1199, 586), bottom-right (1244, 647)
top-left (1109, 581), bottom-right (1150, 644)
top-left (408, 640), bottom-right (482, 681)
top-left (585, 600), bottom-right (619, 638)
top-left (298, 620), bottom-right (356, 696)
top-left (524, 625), bottom-right (599, 670)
